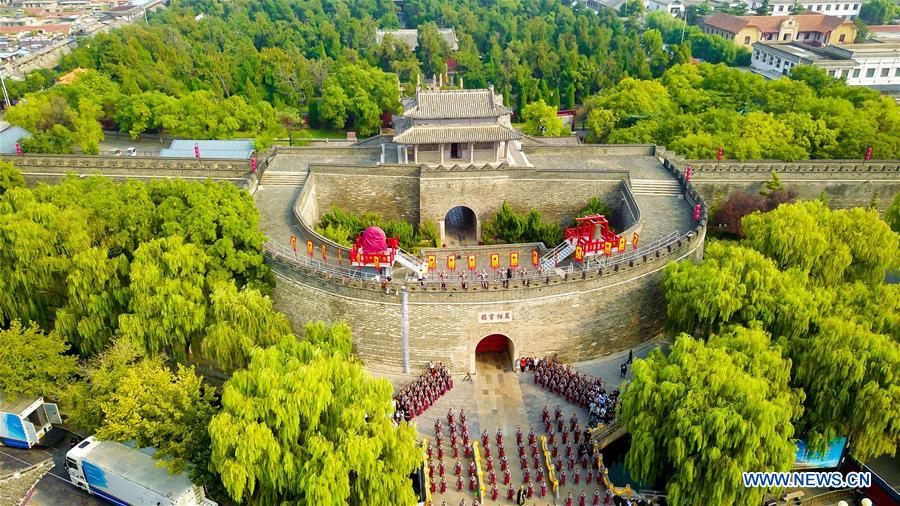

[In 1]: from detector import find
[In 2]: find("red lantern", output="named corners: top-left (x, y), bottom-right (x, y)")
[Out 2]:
top-left (693, 204), bottom-right (701, 221)
top-left (251, 157), bottom-right (257, 172)
top-left (15, 142), bottom-right (21, 157)
top-left (716, 146), bottom-right (723, 161)
top-left (685, 165), bottom-right (692, 182)
top-left (865, 147), bottom-right (872, 161)
top-left (194, 143), bottom-right (200, 159)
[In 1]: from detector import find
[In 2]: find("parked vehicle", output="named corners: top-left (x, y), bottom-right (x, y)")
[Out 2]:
top-left (0, 394), bottom-right (62, 448)
top-left (66, 436), bottom-right (217, 506)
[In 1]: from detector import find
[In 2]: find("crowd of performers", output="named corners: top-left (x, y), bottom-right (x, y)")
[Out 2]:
top-left (393, 364), bottom-right (453, 424)
top-left (425, 406), bottom-right (662, 506)
top-left (522, 357), bottom-right (621, 428)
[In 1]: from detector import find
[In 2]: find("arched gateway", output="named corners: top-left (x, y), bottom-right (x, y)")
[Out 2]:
top-left (475, 334), bottom-right (514, 372)
top-left (443, 206), bottom-right (478, 246)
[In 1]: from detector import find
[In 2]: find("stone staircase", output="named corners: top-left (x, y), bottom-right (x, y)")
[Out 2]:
top-left (259, 171), bottom-right (307, 186)
top-left (630, 178), bottom-right (683, 197)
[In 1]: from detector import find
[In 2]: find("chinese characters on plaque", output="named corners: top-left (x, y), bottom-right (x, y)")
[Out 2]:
top-left (477, 311), bottom-right (513, 324)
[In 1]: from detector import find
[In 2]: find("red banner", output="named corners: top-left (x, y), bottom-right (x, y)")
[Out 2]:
top-left (306, 240), bottom-right (314, 257)
top-left (427, 255), bottom-right (436, 271)
top-left (468, 255), bottom-right (476, 270)
top-left (574, 246), bottom-right (584, 262)
top-left (604, 242), bottom-right (612, 256)
top-left (531, 250), bottom-right (539, 267)
top-left (490, 253), bottom-right (499, 269)
top-left (632, 232), bottom-right (640, 250)
top-left (510, 252), bottom-right (519, 268)
top-left (448, 255), bottom-right (456, 270)
top-left (338, 249), bottom-right (342, 264)
top-left (290, 235), bottom-right (297, 252)
top-left (321, 244), bottom-right (327, 261)
top-left (618, 236), bottom-right (626, 253)
top-left (374, 255), bottom-right (380, 269)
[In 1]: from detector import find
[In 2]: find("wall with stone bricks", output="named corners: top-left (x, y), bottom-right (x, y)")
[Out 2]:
top-left (5, 154), bottom-right (254, 186)
top-left (308, 164), bottom-right (421, 224)
top-left (270, 228), bottom-right (706, 374)
top-left (688, 159), bottom-right (900, 212)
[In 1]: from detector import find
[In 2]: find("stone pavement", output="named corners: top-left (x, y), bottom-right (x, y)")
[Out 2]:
top-left (370, 340), bottom-right (668, 505)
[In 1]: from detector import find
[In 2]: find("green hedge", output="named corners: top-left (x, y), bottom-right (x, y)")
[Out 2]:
top-left (316, 205), bottom-right (437, 252)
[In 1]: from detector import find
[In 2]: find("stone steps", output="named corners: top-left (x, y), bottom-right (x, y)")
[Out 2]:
top-left (630, 178), bottom-right (683, 197)
top-left (259, 171), bottom-right (308, 186)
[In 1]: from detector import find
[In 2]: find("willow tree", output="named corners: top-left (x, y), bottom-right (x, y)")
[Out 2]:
top-left (620, 326), bottom-right (803, 506)
top-left (209, 323), bottom-right (420, 505)
top-left (54, 248), bottom-right (130, 356)
top-left (790, 317), bottom-right (900, 461)
top-left (201, 281), bottom-right (292, 372)
top-left (118, 236), bottom-right (209, 360)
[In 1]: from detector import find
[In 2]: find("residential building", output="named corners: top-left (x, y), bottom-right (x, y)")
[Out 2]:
top-left (390, 87), bottom-right (525, 167)
top-left (748, 0), bottom-right (860, 19)
top-left (646, 0), bottom-right (686, 16)
top-left (701, 12), bottom-right (856, 47)
top-left (160, 139), bottom-right (255, 159)
top-left (750, 40), bottom-right (900, 90)
top-left (375, 28), bottom-right (459, 51)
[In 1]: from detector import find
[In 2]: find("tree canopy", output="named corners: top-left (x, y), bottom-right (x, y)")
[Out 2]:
top-left (621, 325), bottom-right (802, 506)
top-left (0, 321), bottom-right (77, 399)
top-left (655, 198), bottom-right (900, 471)
top-left (209, 323), bottom-right (420, 505)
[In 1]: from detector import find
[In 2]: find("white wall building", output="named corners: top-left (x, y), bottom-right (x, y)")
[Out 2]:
top-left (748, 0), bottom-right (861, 19)
top-left (750, 41), bottom-right (900, 90)
top-left (646, 0), bottom-right (686, 16)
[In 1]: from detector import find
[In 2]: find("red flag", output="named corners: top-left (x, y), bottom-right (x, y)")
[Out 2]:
top-left (865, 147), bottom-right (872, 161)
top-left (716, 147), bottom-right (723, 161)
top-left (15, 142), bottom-right (21, 157)
top-left (194, 143), bottom-right (200, 159)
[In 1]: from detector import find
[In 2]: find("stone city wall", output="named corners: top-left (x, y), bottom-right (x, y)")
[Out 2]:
top-left (688, 159), bottom-right (900, 212)
top-left (419, 165), bottom-right (630, 231)
top-left (307, 164), bottom-right (422, 224)
top-left (270, 226), bottom-right (705, 374)
top-left (4, 154), bottom-right (254, 186)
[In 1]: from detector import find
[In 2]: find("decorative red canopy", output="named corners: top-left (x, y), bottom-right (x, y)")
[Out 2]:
top-left (361, 226), bottom-right (388, 254)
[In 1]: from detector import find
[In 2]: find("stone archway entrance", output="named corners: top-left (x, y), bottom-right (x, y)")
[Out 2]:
top-left (443, 206), bottom-right (478, 246)
top-left (475, 334), bottom-right (514, 371)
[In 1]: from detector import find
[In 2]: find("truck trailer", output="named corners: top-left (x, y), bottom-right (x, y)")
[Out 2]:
top-left (0, 394), bottom-right (62, 448)
top-left (65, 436), bottom-right (217, 506)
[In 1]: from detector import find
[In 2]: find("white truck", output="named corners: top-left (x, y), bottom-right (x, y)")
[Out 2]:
top-left (0, 394), bottom-right (62, 448)
top-left (65, 436), bottom-right (217, 506)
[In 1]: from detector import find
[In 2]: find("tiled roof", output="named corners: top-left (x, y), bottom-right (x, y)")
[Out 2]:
top-left (403, 89), bottom-right (511, 119)
top-left (392, 124), bottom-right (522, 145)
top-left (703, 13), bottom-right (848, 34)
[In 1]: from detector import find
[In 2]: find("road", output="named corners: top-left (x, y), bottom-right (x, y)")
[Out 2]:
top-left (0, 429), bottom-right (104, 506)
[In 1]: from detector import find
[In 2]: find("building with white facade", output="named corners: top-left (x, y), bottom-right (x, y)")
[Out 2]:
top-left (747, 0), bottom-right (861, 19)
top-left (750, 41), bottom-right (900, 91)
top-left (646, 0), bottom-right (686, 16)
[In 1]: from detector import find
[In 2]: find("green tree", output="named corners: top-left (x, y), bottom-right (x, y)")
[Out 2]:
top-left (521, 99), bottom-right (564, 136)
top-left (755, 0), bottom-right (771, 15)
top-left (859, 0), bottom-right (896, 24)
top-left (64, 339), bottom-right (146, 432)
top-left (0, 161), bottom-right (25, 195)
top-left (790, 317), bottom-right (899, 461)
top-left (886, 193), bottom-right (900, 233)
top-left (118, 236), bottom-right (209, 361)
top-left (201, 282), bottom-right (292, 372)
top-left (0, 321), bottom-right (77, 398)
top-left (416, 22), bottom-right (450, 77)
top-left (95, 358), bottom-right (216, 476)
top-left (585, 108), bottom-right (616, 142)
top-left (209, 323), bottom-right (420, 505)
top-left (620, 326), bottom-right (803, 506)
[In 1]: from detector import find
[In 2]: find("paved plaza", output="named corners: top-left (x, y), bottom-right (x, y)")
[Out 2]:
top-left (371, 340), bottom-right (664, 505)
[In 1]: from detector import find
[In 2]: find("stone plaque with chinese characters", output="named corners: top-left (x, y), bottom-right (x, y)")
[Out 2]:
top-left (477, 311), bottom-right (513, 324)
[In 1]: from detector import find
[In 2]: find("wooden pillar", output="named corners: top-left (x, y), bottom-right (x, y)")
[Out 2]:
top-left (440, 143), bottom-right (445, 165)
top-left (414, 145), bottom-right (418, 163)
top-left (469, 143), bottom-right (474, 163)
